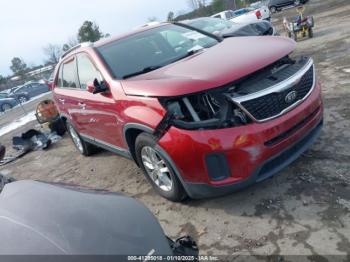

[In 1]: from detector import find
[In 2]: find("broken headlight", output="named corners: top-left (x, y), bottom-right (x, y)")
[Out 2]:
top-left (157, 90), bottom-right (250, 132)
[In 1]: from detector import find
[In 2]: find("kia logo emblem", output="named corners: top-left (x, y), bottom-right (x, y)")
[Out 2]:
top-left (285, 91), bottom-right (297, 103)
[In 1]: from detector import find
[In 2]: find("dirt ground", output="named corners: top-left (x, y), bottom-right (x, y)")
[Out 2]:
top-left (0, 0), bottom-right (349, 258)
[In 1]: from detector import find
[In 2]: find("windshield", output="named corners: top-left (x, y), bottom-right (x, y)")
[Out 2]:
top-left (97, 24), bottom-right (219, 79)
top-left (187, 18), bottom-right (236, 34)
top-left (0, 93), bottom-right (9, 98)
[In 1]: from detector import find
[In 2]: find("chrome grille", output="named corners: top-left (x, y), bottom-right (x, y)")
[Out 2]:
top-left (232, 59), bottom-right (315, 122)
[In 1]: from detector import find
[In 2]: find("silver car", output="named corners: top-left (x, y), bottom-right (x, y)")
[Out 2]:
top-left (0, 95), bottom-right (17, 112)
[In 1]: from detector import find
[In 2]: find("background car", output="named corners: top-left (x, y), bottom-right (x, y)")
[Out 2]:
top-left (249, 1), bottom-right (271, 20)
top-left (211, 8), bottom-right (263, 23)
top-left (182, 17), bottom-right (276, 37)
top-left (0, 89), bottom-right (29, 104)
top-left (0, 96), bottom-right (17, 112)
top-left (12, 82), bottom-right (50, 99)
top-left (268, 0), bottom-right (308, 13)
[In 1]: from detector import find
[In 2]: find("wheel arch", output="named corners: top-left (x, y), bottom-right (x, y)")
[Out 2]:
top-left (123, 123), bottom-right (155, 166)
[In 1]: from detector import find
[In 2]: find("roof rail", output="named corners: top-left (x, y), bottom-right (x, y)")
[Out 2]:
top-left (60, 42), bottom-right (93, 60)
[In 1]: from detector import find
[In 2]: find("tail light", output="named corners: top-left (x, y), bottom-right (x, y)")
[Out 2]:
top-left (255, 10), bottom-right (262, 19)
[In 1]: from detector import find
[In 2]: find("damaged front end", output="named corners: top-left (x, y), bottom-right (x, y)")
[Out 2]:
top-left (155, 55), bottom-right (314, 137)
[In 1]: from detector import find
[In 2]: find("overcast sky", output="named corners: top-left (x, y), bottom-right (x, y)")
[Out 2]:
top-left (0, 0), bottom-right (190, 76)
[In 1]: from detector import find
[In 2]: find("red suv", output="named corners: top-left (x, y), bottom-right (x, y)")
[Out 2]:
top-left (53, 23), bottom-right (323, 201)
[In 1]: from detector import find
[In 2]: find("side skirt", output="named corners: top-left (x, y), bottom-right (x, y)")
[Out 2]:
top-left (80, 134), bottom-right (132, 160)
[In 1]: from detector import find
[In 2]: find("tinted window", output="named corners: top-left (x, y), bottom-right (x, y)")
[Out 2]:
top-left (14, 86), bottom-right (28, 93)
top-left (61, 59), bottom-right (77, 88)
top-left (97, 24), bottom-right (218, 79)
top-left (76, 54), bottom-right (102, 89)
top-left (31, 83), bottom-right (41, 88)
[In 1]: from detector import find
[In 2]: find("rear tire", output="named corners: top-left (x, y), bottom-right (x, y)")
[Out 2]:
top-left (135, 132), bottom-right (187, 202)
top-left (294, 0), bottom-right (300, 5)
top-left (1, 103), bottom-right (12, 112)
top-left (270, 6), bottom-right (277, 13)
top-left (18, 95), bottom-right (28, 104)
top-left (66, 121), bottom-right (96, 156)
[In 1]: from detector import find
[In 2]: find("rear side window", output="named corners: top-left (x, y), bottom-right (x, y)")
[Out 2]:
top-left (76, 54), bottom-right (102, 89)
top-left (61, 59), bottom-right (77, 88)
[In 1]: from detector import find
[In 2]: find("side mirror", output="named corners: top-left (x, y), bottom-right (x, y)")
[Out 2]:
top-left (87, 79), bottom-right (108, 94)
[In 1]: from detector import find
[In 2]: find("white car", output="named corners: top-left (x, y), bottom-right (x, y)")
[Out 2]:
top-left (250, 1), bottom-right (271, 21)
top-left (211, 8), bottom-right (266, 23)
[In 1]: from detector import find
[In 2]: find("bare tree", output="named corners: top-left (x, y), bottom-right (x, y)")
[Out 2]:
top-left (187, 0), bottom-right (207, 10)
top-left (147, 16), bottom-right (158, 22)
top-left (43, 44), bottom-right (62, 64)
top-left (167, 11), bottom-right (175, 21)
top-left (62, 36), bottom-right (79, 52)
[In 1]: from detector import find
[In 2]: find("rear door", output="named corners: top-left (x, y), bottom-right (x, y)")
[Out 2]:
top-left (75, 52), bottom-right (122, 147)
top-left (54, 56), bottom-right (87, 134)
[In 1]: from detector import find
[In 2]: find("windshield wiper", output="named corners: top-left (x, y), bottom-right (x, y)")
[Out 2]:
top-left (122, 49), bottom-right (204, 79)
top-left (123, 65), bottom-right (162, 79)
top-left (169, 48), bottom-right (204, 64)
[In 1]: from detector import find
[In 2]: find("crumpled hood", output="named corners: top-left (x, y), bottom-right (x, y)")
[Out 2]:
top-left (121, 36), bottom-right (296, 97)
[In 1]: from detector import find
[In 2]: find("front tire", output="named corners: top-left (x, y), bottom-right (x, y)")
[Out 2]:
top-left (135, 133), bottom-right (187, 202)
top-left (66, 121), bottom-right (95, 156)
top-left (1, 103), bottom-right (12, 112)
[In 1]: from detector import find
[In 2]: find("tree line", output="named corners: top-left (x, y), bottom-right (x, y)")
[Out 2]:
top-left (0, 20), bottom-right (107, 86)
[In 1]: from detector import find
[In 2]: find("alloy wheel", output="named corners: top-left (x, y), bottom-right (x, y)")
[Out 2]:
top-left (141, 146), bottom-right (173, 192)
top-left (18, 96), bottom-right (28, 104)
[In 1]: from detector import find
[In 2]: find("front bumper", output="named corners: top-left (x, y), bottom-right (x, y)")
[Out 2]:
top-left (158, 81), bottom-right (323, 199)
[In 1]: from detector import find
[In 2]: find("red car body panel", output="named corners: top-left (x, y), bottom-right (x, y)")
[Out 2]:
top-left (158, 81), bottom-right (322, 186)
top-left (53, 23), bottom-right (323, 199)
top-left (121, 36), bottom-right (296, 97)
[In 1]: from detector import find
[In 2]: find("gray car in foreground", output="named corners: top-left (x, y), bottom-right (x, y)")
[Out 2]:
top-left (0, 178), bottom-right (198, 256)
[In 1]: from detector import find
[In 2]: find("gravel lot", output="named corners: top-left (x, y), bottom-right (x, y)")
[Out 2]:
top-left (0, 0), bottom-right (349, 257)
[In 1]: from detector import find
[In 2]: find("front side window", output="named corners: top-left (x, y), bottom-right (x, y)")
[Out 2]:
top-left (61, 58), bottom-right (77, 88)
top-left (97, 24), bottom-right (219, 79)
top-left (76, 53), bottom-right (102, 89)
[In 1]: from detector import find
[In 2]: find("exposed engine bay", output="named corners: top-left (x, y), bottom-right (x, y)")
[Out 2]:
top-left (156, 55), bottom-right (312, 134)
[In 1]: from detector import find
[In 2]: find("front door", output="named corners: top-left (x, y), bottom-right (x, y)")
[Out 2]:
top-left (75, 53), bottom-right (123, 148)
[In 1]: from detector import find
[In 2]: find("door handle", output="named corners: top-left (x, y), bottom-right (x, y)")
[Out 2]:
top-left (78, 102), bottom-right (86, 109)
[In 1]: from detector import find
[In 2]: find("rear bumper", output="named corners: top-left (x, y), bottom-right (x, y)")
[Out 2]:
top-left (158, 81), bottom-right (323, 199)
